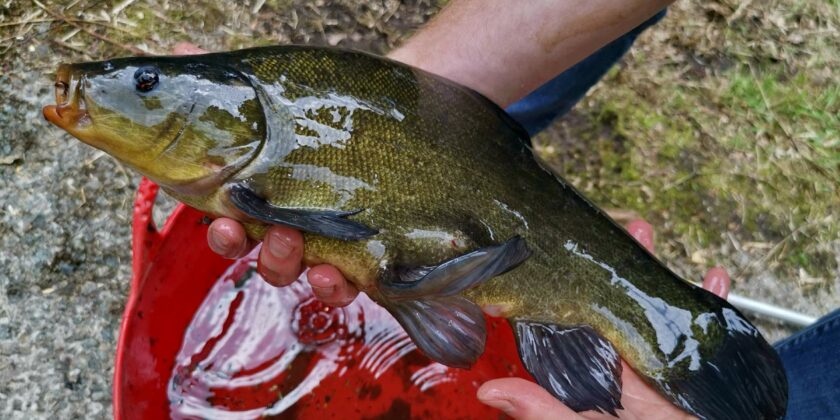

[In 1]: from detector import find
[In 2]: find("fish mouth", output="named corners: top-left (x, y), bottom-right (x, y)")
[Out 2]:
top-left (42, 64), bottom-right (90, 132)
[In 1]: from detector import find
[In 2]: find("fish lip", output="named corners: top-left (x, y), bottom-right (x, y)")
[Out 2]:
top-left (42, 102), bottom-right (90, 131)
top-left (43, 103), bottom-right (83, 129)
top-left (42, 104), bottom-right (61, 125)
top-left (43, 65), bottom-right (91, 131)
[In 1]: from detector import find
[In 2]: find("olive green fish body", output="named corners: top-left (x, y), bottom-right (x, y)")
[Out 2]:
top-left (45, 46), bottom-right (787, 419)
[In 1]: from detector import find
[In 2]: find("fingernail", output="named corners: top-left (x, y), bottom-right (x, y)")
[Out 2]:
top-left (485, 399), bottom-right (515, 414)
top-left (478, 390), bottom-right (515, 415)
top-left (704, 267), bottom-right (730, 298)
top-left (626, 220), bottom-right (654, 252)
top-left (268, 231), bottom-right (293, 259)
top-left (308, 269), bottom-right (337, 297)
top-left (209, 231), bottom-right (233, 255)
top-left (708, 277), bottom-right (724, 296)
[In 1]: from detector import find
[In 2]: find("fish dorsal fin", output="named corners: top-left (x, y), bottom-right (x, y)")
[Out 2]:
top-left (228, 183), bottom-right (378, 241)
top-left (379, 236), bottom-right (531, 368)
top-left (513, 321), bottom-right (624, 415)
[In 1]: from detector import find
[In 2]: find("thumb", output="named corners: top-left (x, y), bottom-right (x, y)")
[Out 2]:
top-left (477, 378), bottom-right (582, 420)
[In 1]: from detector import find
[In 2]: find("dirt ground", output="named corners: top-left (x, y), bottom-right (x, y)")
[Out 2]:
top-left (1, 0), bottom-right (837, 418)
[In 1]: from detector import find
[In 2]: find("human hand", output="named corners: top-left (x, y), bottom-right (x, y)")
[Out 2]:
top-left (171, 43), bottom-right (359, 307)
top-left (477, 219), bottom-right (731, 419)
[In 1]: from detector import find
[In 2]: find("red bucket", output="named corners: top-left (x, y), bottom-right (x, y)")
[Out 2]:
top-left (113, 178), bottom-right (530, 419)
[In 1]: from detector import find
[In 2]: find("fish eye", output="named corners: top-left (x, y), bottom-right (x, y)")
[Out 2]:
top-left (134, 66), bottom-right (160, 93)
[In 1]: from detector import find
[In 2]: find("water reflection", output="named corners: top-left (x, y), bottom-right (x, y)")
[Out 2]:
top-left (168, 248), bottom-right (519, 419)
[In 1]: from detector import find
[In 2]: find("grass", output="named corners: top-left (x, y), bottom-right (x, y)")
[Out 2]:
top-left (534, 1), bottom-right (839, 289)
top-left (2, 0), bottom-right (837, 292)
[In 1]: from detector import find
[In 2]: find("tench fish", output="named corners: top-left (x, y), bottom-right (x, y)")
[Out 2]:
top-left (43, 45), bottom-right (787, 419)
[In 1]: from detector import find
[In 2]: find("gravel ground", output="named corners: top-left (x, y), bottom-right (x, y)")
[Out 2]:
top-left (0, 72), bottom-right (133, 417)
top-left (1, 0), bottom-right (837, 418)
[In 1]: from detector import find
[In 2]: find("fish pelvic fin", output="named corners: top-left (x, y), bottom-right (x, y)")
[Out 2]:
top-left (652, 305), bottom-right (788, 420)
top-left (512, 321), bottom-right (624, 416)
top-left (378, 236), bottom-right (531, 368)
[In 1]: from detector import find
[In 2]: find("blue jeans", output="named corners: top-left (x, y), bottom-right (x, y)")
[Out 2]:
top-left (775, 309), bottom-right (840, 418)
top-left (505, 10), bottom-right (839, 419)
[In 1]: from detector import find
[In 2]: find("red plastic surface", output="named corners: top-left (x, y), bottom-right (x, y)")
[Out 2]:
top-left (114, 178), bottom-right (530, 419)
top-left (115, 178), bottom-right (232, 418)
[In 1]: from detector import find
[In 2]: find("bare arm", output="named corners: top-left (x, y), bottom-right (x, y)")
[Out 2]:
top-left (389, 0), bottom-right (672, 106)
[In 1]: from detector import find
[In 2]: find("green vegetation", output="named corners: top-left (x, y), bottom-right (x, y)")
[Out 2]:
top-left (534, 1), bottom-right (839, 288)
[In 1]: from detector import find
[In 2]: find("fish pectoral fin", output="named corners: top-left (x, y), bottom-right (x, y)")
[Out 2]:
top-left (228, 183), bottom-right (378, 241)
top-left (513, 321), bottom-right (623, 416)
top-left (380, 236), bottom-right (531, 299)
top-left (386, 295), bottom-right (486, 369)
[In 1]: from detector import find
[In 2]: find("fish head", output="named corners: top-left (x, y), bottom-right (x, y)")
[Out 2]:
top-left (43, 56), bottom-right (266, 194)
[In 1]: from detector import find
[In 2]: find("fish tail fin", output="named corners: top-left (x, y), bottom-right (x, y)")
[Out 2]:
top-left (650, 304), bottom-right (788, 420)
top-left (378, 236), bottom-right (531, 368)
top-left (512, 303), bottom-right (788, 419)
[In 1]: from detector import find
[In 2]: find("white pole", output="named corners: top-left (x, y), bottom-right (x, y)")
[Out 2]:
top-left (692, 282), bottom-right (817, 327)
top-left (727, 292), bottom-right (817, 327)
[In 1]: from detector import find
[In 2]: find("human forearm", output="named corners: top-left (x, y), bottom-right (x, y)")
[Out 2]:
top-left (388, 0), bottom-right (672, 107)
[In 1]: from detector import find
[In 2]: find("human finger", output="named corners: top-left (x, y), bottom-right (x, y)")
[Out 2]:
top-left (702, 266), bottom-right (730, 299)
top-left (257, 225), bottom-right (305, 287)
top-left (172, 42), bottom-right (207, 55)
top-left (307, 264), bottom-right (359, 307)
top-left (207, 218), bottom-right (255, 259)
top-left (477, 378), bottom-right (583, 420)
top-left (626, 219), bottom-right (655, 253)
